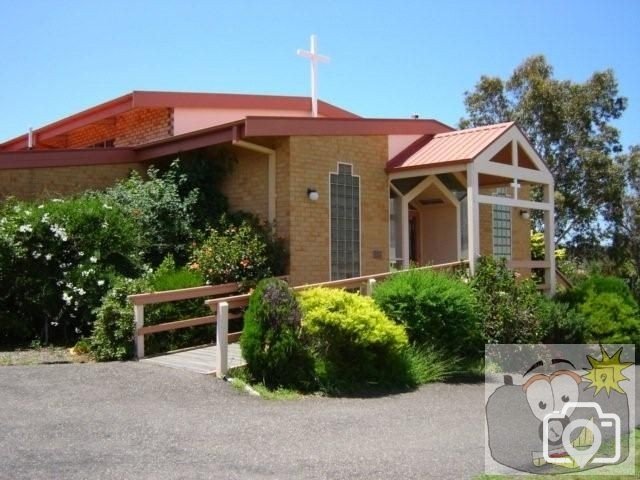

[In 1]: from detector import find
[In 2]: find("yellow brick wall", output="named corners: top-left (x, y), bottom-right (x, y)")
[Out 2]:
top-left (218, 146), bottom-right (270, 222)
top-left (478, 184), bottom-right (531, 275)
top-left (287, 136), bottom-right (389, 285)
top-left (0, 163), bottom-right (145, 200)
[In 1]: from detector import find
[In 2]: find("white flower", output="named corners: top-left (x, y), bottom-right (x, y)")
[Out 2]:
top-left (52, 199), bottom-right (63, 203)
top-left (50, 322), bottom-right (59, 327)
top-left (18, 224), bottom-right (33, 233)
top-left (103, 204), bottom-right (113, 210)
top-left (41, 213), bottom-right (50, 224)
top-left (31, 251), bottom-right (41, 259)
top-left (101, 221), bottom-right (109, 229)
top-left (24, 210), bottom-right (32, 216)
top-left (50, 224), bottom-right (68, 241)
top-left (56, 280), bottom-right (63, 286)
top-left (45, 254), bottom-right (52, 261)
top-left (97, 280), bottom-right (105, 287)
top-left (81, 270), bottom-right (91, 278)
top-left (38, 204), bottom-right (44, 209)
top-left (62, 292), bottom-right (73, 305)
top-left (74, 327), bottom-right (81, 334)
top-left (78, 251), bottom-right (84, 257)
top-left (77, 288), bottom-right (86, 296)
top-left (89, 256), bottom-right (98, 263)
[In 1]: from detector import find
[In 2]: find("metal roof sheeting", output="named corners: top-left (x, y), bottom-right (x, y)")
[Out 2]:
top-left (388, 122), bottom-right (514, 171)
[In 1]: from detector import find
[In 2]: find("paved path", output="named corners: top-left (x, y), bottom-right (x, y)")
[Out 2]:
top-left (0, 363), bottom-right (486, 479)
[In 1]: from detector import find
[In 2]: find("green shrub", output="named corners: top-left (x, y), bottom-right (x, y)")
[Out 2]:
top-left (299, 287), bottom-right (409, 392)
top-left (103, 161), bottom-right (199, 266)
top-left (0, 196), bottom-right (142, 346)
top-left (400, 345), bottom-right (459, 385)
top-left (90, 257), bottom-right (209, 361)
top-left (540, 297), bottom-right (586, 344)
top-left (372, 269), bottom-right (481, 358)
top-left (190, 215), bottom-right (285, 290)
top-left (579, 293), bottom-right (640, 345)
top-left (471, 256), bottom-right (550, 344)
top-left (90, 277), bottom-right (146, 361)
top-left (557, 275), bottom-right (638, 309)
top-left (240, 278), bottom-right (314, 389)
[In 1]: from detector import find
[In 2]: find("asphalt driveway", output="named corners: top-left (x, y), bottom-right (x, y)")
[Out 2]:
top-left (0, 362), bottom-right (486, 479)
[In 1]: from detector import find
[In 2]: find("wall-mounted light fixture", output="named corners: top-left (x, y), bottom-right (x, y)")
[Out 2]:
top-left (307, 188), bottom-right (319, 201)
top-left (520, 209), bottom-right (530, 220)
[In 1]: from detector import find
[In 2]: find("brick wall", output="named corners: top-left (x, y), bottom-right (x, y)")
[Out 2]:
top-left (114, 108), bottom-right (172, 147)
top-left (479, 184), bottom-right (531, 275)
top-left (287, 136), bottom-right (389, 285)
top-left (0, 163), bottom-right (144, 200)
top-left (54, 108), bottom-right (172, 149)
top-left (219, 146), bottom-right (270, 222)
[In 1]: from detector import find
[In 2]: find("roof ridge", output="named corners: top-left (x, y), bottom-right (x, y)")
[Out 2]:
top-left (434, 121), bottom-right (514, 138)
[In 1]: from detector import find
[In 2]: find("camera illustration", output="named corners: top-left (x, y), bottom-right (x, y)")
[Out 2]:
top-left (543, 402), bottom-right (621, 469)
top-left (485, 345), bottom-right (633, 475)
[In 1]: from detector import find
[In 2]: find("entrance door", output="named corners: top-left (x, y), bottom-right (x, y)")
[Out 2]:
top-left (409, 209), bottom-right (420, 264)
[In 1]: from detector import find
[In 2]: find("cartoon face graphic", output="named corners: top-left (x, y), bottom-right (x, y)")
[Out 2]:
top-left (485, 346), bottom-right (632, 475)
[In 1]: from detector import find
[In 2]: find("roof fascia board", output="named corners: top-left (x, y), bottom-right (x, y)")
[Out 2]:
top-left (0, 148), bottom-right (137, 170)
top-left (243, 117), bottom-right (453, 137)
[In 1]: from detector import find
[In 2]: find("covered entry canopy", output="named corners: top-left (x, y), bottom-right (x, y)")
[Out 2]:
top-left (387, 122), bottom-right (556, 293)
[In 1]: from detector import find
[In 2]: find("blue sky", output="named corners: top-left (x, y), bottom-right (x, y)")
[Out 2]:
top-left (1, 0), bottom-right (638, 148)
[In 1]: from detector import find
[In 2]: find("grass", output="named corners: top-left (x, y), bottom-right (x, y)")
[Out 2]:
top-left (477, 428), bottom-right (639, 479)
top-left (227, 366), bottom-right (303, 400)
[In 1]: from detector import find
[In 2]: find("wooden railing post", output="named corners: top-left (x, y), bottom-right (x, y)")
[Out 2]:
top-left (365, 278), bottom-right (376, 296)
top-left (216, 301), bottom-right (229, 378)
top-left (134, 304), bottom-right (145, 359)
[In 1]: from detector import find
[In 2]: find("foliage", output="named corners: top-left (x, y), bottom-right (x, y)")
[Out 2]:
top-left (539, 297), bottom-right (586, 344)
top-left (470, 256), bottom-right (550, 344)
top-left (372, 269), bottom-right (482, 358)
top-left (90, 257), bottom-right (209, 361)
top-left (460, 55), bottom-right (627, 246)
top-left (557, 275), bottom-right (637, 308)
top-left (240, 278), bottom-right (314, 389)
top-left (190, 215), bottom-right (286, 290)
top-left (299, 287), bottom-right (409, 392)
top-left (578, 293), bottom-right (640, 346)
top-left (608, 145), bottom-right (640, 298)
top-left (400, 345), bottom-right (459, 385)
top-left (554, 274), bottom-right (640, 346)
top-left (170, 147), bottom-right (236, 230)
top-left (530, 231), bottom-right (566, 261)
top-left (90, 276), bottom-right (146, 361)
top-left (103, 161), bottom-right (199, 266)
top-left (0, 196), bottom-right (142, 346)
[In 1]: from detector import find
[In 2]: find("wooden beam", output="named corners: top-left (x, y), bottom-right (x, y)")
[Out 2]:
top-left (467, 163), bottom-right (480, 274)
top-left (477, 194), bottom-right (552, 211)
top-left (476, 163), bottom-right (552, 184)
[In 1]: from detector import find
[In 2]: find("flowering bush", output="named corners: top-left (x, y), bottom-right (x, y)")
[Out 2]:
top-left (102, 161), bottom-right (199, 266)
top-left (0, 196), bottom-right (143, 346)
top-left (190, 215), bottom-right (286, 290)
top-left (90, 257), bottom-right (208, 360)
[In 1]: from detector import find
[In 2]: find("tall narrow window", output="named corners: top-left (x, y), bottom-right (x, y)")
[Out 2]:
top-left (492, 188), bottom-right (512, 259)
top-left (330, 163), bottom-right (360, 280)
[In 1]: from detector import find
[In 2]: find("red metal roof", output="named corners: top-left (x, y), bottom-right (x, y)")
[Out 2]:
top-left (0, 91), bottom-right (360, 151)
top-left (387, 122), bottom-right (514, 172)
top-left (0, 116), bottom-right (453, 170)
